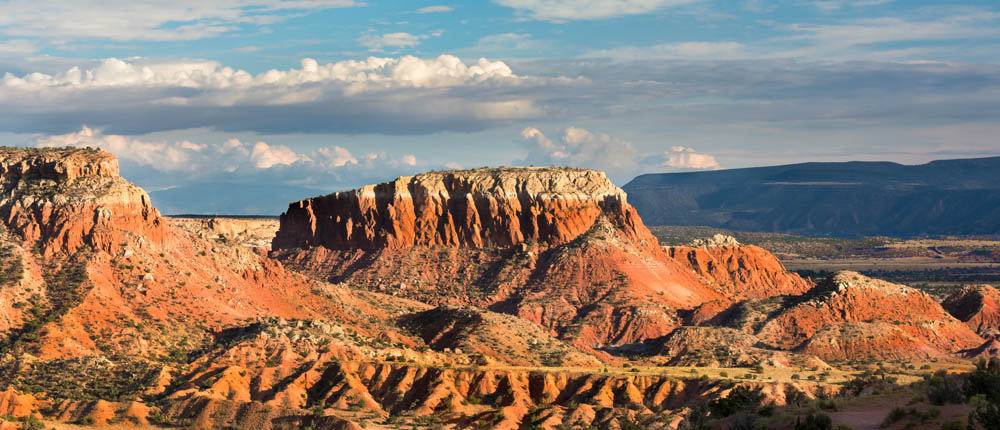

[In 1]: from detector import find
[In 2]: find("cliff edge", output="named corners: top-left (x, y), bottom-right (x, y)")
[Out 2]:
top-left (273, 167), bottom-right (648, 251)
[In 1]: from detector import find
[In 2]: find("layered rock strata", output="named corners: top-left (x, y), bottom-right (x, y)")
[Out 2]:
top-left (0, 148), bottom-right (165, 256)
top-left (273, 167), bottom-right (648, 250)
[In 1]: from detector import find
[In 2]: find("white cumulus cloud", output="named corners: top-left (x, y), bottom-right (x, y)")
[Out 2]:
top-left (250, 141), bottom-right (309, 168)
top-left (317, 146), bottom-right (358, 167)
top-left (519, 126), bottom-right (638, 177)
top-left (29, 126), bottom-right (420, 179)
top-left (0, 55), bottom-right (545, 135)
top-left (519, 127), bottom-right (722, 180)
top-left (662, 146), bottom-right (720, 169)
top-left (1, 55), bottom-right (515, 91)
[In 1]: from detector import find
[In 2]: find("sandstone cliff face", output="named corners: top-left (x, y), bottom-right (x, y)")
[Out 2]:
top-left (273, 167), bottom-right (648, 251)
top-left (0, 148), bottom-right (165, 257)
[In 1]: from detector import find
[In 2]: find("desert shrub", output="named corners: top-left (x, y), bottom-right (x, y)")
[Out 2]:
top-left (965, 358), bottom-right (1000, 430)
top-left (965, 358), bottom-right (1000, 401)
top-left (880, 407), bottom-right (907, 428)
top-left (816, 399), bottom-right (839, 412)
top-left (795, 412), bottom-right (832, 430)
top-left (708, 386), bottom-right (764, 418)
top-left (7, 416), bottom-right (45, 430)
top-left (683, 404), bottom-right (709, 430)
top-left (923, 406), bottom-right (941, 421)
top-left (940, 419), bottom-right (964, 430)
top-left (846, 370), bottom-right (895, 396)
top-left (617, 415), bottom-right (644, 430)
top-left (0, 253), bottom-right (91, 356)
top-left (727, 413), bottom-right (758, 430)
top-left (12, 356), bottom-right (159, 401)
top-left (971, 401), bottom-right (1000, 430)
top-left (926, 370), bottom-right (964, 405)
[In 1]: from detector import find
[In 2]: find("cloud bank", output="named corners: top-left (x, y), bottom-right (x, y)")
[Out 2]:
top-left (0, 55), bottom-right (552, 135)
top-left (518, 126), bottom-right (720, 182)
top-left (519, 126), bottom-right (639, 177)
top-left (32, 126), bottom-right (422, 190)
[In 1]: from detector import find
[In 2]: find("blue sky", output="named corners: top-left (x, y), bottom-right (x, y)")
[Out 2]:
top-left (1, 0), bottom-right (999, 213)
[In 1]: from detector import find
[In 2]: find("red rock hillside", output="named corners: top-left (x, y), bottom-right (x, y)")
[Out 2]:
top-left (943, 284), bottom-right (1000, 338)
top-left (755, 271), bottom-right (984, 360)
top-left (666, 243), bottom-right (811, 300)
top-left (272, 167), bottom-right (810, 349)
top-left (0, 147), bottom-right (427, 361)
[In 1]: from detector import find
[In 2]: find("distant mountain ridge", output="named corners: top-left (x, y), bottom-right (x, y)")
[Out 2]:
top-left (623, 156), bottom-right (1000, 236)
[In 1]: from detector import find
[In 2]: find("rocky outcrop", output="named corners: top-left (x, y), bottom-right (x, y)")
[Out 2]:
top-left (399, 306), bottom-right (602, 367)
top-left (273, 167), bottom-right (648, 251)
top-left (667, 244), bottom-right (812, 301)
top-left (756, 272), bottom-right (983, 359)
top-left (644, 326), bottom-right (794, 368)
top-left (943, 284), bottom-right (1000, 337)
top-left (797, 322), bottom-right (938, 361)
top-left (0, 148), bottom-right (165, 256)
top-left (689, 234), bottom-right (740, 247)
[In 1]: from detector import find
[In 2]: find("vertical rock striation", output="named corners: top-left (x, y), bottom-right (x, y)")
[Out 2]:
top-left (273, 167), bottom-right (650, 251)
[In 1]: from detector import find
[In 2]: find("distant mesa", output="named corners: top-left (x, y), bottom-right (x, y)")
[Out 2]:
top-left (623, 156), bottom-right (1000, 236)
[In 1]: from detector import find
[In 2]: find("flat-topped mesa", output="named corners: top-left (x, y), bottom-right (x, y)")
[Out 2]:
top-left (0, 147), bottom-right (165, 256)
top-left (273, 167), bottom-right (647, 250)
top-left (0, 147), bottom-right (120, 182)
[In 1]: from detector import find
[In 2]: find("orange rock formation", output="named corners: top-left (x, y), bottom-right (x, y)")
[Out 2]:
top-left (273, 168), bottom-right (646, 250)
top-left (943, 284), bottom-right (1000, 337)
top-left (0, 148), bottom-right (165, 257)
